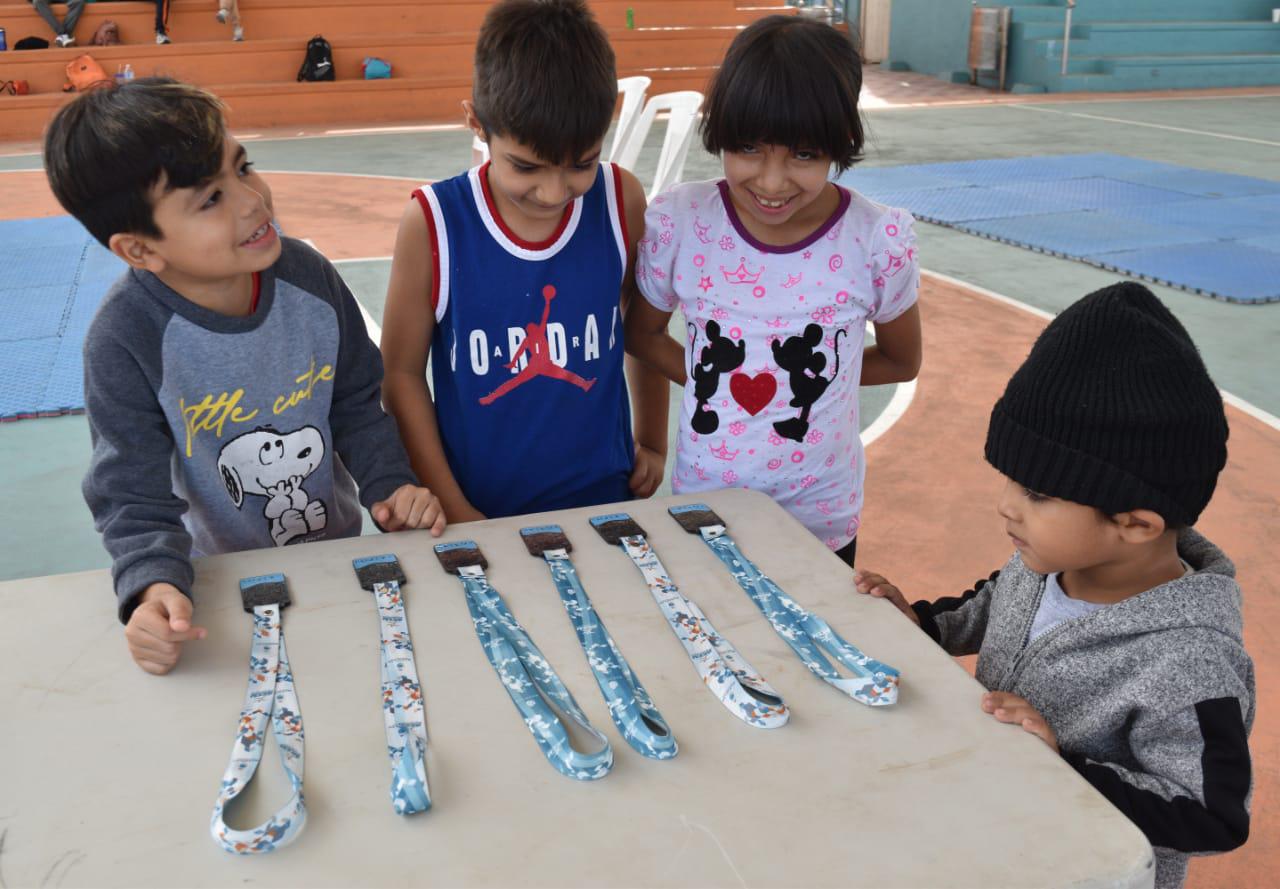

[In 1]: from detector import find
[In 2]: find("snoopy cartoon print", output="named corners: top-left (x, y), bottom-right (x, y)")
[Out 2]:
top-left (218, 425), bottom-right (328, 546)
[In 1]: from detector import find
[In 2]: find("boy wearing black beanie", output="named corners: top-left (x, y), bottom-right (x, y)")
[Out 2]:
top-left (856, 282), bottom-right (1253, 888)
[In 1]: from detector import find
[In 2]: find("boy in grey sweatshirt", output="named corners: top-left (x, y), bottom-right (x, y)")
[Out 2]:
top-left (856, 283), bottom-right (1253, 888)
top-left (44, 78), bottom-right (447, 675)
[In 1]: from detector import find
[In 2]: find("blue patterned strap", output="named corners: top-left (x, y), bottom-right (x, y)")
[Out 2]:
top-left (587, 514), bottom-right (787, 729)
top-left (353, 555), bottom-right (432, 815)
top-left (698, 524), bottom-right (901, 707)
top-left (211, 577), bottom-right (306, 855)
top-left (521, 525), bottom-right (678, 760)
top-left (453, 564), bottom-right (613, 780)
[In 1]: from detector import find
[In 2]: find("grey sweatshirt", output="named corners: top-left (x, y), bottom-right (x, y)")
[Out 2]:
top-left (82, 237), bottom-right (417, 621)
top-left (912, 529), bottom-right (1253, 889)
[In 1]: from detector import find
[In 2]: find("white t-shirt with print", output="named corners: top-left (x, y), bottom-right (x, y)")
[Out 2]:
top-left (636, 179), bottom-right (919, 550)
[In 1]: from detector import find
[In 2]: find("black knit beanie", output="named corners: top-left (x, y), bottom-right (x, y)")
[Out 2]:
top-left (985, 282), bottom-right (1228, 527)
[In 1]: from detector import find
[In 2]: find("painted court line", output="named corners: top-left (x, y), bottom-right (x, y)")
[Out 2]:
top-left (923, 269), bottom-right (1280, 433)
top-left (1011, 104), bottom-right (1280, 148)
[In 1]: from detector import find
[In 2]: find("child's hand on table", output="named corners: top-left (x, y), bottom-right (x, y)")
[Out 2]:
top-left (372, 484), bottom-right (447, 535)
top-left (854, 570), bottom-right (920, 625)
top-left (126, 582), bottom-right (207, 675)
top-left (982, 691), bottom-right (1059, 752)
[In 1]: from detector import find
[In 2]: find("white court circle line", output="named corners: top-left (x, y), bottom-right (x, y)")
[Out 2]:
top-left (1011, 103), bottom-right (1280, 148)
top-left (923, 269), bottom-right (1280, 432)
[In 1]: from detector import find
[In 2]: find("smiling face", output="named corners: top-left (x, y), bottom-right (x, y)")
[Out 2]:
top-left (721, 143), bottom-right (839, 245)
top-left (481, 132), bottom-right (603, 238)
top-left (131, 135), bottom-right (279, 306)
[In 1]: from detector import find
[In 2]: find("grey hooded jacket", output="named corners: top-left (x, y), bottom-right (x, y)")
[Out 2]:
top-left (911, 529), bottom-right (1253, 888)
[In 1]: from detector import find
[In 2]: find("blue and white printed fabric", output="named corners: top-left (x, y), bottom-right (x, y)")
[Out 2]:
top-left (445, 550), bottom-right (613, 780)
top-left (686, 513), bottom-right (900, 706)
top-left (211, 601), bottom-right (306, 854)
top-left (366, 569), bottom-right (431, 814)
top-left (592, 515), bottom-right (789, 729)
top-left (522, 525), bottom-right (678, 760)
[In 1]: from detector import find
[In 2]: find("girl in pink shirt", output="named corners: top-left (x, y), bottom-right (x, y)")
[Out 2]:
top-left (627, 15), bottom-right (923, 565)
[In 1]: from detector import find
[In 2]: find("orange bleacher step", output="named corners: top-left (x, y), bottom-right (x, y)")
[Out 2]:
top-left (0, 66), bottom-right (716, 141)
top-left (0, 0), bottom-right (780, 43)
top-left (0, 27), bottom-right (736, 95)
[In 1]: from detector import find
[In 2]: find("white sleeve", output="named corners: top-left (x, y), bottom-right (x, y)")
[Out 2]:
top-left (634, 188), bottom-right (682, 313)
top-left (867, 207), bottom-right (919, 324)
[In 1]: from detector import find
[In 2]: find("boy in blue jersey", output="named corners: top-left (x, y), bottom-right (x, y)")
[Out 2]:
top-left (381, 0), bottom-right (669, 522)
top-left (43, 78), bottom-right (446, 675)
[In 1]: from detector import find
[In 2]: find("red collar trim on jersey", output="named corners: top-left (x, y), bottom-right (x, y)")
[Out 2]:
top-left (479, 161), bottom-right (575, 251)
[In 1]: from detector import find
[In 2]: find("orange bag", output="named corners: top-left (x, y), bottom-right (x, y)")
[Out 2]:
top-left (63, 54), bottom-right (111, 93)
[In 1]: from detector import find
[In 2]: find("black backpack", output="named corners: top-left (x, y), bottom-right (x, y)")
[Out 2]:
top-left (297, 35), bottom-right (335, 82)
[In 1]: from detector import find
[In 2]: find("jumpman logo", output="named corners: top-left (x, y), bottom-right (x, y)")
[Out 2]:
top-left (479, 284), bottom-right (596, 406)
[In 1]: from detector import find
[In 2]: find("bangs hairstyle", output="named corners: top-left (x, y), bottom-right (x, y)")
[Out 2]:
top-left (472, 0), bottom-right (616, 164)
top-left (701, 16), bottom-right (865, 172)
top-left (43, 77), bottom-right (226, 248)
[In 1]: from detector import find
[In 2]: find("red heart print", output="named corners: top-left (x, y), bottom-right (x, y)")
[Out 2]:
top-left (729, 372), bottom-right (777, 416)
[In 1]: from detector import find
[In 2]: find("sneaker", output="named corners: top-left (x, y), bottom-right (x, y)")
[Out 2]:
top-left (156, 31), bottom-right (171, 45)
top-left (55, 34), bottom-right (75, 48)
top-left (233, 26), bottom-right (244, 41)
top-left (216, 9), bottom-right (228, 24)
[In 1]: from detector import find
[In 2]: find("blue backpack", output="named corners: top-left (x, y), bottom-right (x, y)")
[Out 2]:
top-left (363, 57), bottom-right (391, 80)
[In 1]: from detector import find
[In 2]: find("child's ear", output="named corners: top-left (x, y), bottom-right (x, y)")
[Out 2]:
top-left (108, 232), bottom-right (166, 274)
top-left (1110, 508), bottom-right (1168, 543)
top-left (461, 100), bottom-right (486, 142)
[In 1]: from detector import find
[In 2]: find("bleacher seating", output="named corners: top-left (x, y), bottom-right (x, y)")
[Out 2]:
top-left (0, 0), bottom-right (793, 140)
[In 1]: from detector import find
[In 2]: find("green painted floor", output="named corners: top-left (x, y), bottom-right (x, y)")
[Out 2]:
top-left (1, 94), bottom-right (1276, 584)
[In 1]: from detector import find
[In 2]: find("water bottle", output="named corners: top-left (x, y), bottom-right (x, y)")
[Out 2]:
top-left (124, 64), bottom-right (134, 81)
top-left (625, 7), bottom-right (634, 29)
top-left (0, 28), bottom-right (9, 52)
top-left (115, 63), bottom-right (125, 83)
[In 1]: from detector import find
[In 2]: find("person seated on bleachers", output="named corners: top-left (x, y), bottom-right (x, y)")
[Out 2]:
top-left (215, 0), bottom-right (244, 42)
top-left (151, 0), bottom-right (171, 44)
top-left (28, 0), bottom-right (86, 48)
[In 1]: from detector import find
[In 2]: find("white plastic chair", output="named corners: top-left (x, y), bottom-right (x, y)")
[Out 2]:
top-left (472, 132), bottom-right (489, 166)
top-left (606, 75), bottom-right (652, 163)
top-left (613, 90), bottom-right (704, 200)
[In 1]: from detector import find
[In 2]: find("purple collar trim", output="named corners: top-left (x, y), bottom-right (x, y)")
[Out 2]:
top-left (717, 180), bottom-right (850, 254)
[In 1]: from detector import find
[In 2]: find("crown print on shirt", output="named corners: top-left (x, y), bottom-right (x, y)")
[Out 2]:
top-left (721, 258), bottom-right (763, 285)
top-left (478, 285), bottom-right (597, 406)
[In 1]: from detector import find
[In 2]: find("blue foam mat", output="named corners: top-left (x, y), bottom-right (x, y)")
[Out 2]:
top-left (957, 210), bottom-right (1211, 259)
top-left (838, 153), bottom-right (1280, 303)
top-left (0, 216), bottom-right (125, 419)
top-left (1085, 242), bottom-right (1280, 304)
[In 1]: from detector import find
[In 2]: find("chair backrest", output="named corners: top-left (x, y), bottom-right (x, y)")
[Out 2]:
top-left (606, 75), bottom-right (651, 163)
top-left (614, 91), bottom-right (704, 200)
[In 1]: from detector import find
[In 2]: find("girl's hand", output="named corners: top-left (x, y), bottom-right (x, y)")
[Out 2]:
top-left (853, 570), bottom-right (919, 625)
top-left (982, 692), bottom-right (1059, 753)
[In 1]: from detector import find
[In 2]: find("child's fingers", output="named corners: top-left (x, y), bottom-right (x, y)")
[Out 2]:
top-left (403, 492), bottom-right (429, 528)
top-left (135, 657), bottom-right (175, 676)
top-left (429, 503), bottom-right (446, 536)
top-left (853, 570), bottom-right (889, 592)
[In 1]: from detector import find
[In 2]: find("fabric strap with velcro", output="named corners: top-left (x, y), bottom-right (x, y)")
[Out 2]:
top-left (210, 574), bottom-right (306, 854)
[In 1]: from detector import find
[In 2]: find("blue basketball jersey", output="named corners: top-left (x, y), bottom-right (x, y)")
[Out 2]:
top-left (415, 163), bottom-right (635, 518)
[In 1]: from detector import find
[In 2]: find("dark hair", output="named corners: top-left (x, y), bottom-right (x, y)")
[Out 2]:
top-left (43, 77), bottom-right (226, 248)
top-left (472, 0), bottom-right (616, 164)
top-left (701, 16), bottom-right (865, 172)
